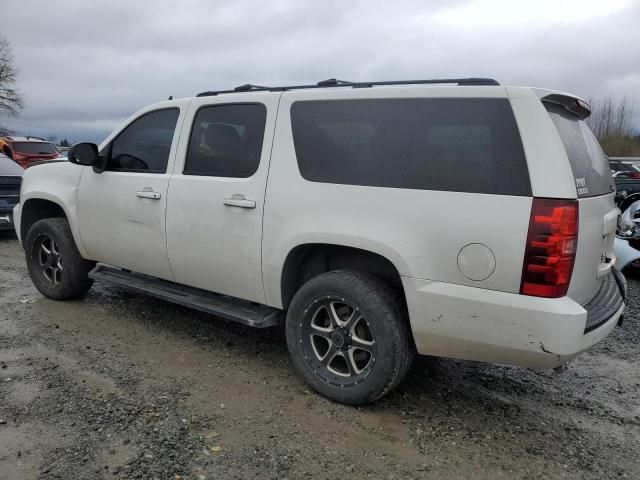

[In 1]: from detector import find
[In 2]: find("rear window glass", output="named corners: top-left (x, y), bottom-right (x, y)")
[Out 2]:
top-left (290, 98), bottom-right (531, 196)
top-left (545, 103), bottom-right (615, 197)
top-left (12, 142), bottom-right (58, 155)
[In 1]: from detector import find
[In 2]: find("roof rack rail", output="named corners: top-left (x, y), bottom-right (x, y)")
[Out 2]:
top-left (316, 78), bottom-right (355, 86)
top-left (196, 77), bottom-right (499, 97)
top-left (234, 84), bottom-right (271, 92)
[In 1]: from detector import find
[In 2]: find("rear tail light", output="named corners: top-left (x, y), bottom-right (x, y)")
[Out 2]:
top-left (520, 198), bottom-right (578, 298)
top-left (13, 152), bottom-right (27, 161)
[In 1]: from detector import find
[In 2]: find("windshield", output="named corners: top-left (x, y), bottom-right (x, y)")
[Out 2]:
top-left (545, 103), bottom-right (615, 197)
top-left (13, 142), bottom-right (58, 155)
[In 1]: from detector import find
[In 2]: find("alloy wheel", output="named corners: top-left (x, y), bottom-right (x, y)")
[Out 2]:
top-left (300, 296), bottom-right (377, 387)
top-left (36, 235), bottom-right (63, 285)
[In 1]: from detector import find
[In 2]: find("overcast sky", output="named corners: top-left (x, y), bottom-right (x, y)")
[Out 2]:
top-left (1, 0), bottom-right (639, 143)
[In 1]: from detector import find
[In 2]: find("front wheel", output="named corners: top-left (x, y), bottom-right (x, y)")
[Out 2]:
top-left (286, 270), bottom-right (414, 405)
top-left (25, 218), bottom-right (95, 300)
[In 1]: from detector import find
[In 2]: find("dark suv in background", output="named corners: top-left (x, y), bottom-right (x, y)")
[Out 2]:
top-left (0, 136), bottom-right (62, 168)
top-left (0, 152), bottom-right (22, 231)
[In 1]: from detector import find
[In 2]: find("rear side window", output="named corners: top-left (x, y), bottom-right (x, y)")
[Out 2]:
top-left (290, 98), bottom-right (531, 196)
top-left (545, 103), bottom-right (615, 197)
top-left (184, 104), bottom-right (267, 178)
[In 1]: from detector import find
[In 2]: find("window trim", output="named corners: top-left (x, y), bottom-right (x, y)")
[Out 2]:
top-left (182, 102), bottom-right (267, 179)
top-left (103, 107), bottom-right (180, 174)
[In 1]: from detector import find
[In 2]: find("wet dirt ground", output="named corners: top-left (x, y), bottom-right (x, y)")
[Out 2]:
top-left (1, 232), bottom-right (639, 479)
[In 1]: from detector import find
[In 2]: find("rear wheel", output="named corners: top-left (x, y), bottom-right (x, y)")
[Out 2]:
top-left (25, 218), bottom-right (95, 300)
top-left (286, 270), bottom-right (414, 405)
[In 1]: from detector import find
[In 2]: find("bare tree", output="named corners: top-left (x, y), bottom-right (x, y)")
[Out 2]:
top-left (0, 35), bottom-right (23, 117)
top-left (0, 125), bottom-right (13, 136)
top-left (586, 96), bottom-right (634, 140)
top-left (586, 96), bottom-right (640, 156)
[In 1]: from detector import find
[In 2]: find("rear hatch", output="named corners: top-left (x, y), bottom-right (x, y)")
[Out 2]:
top-left (543, 98), bottom-right (618, 306)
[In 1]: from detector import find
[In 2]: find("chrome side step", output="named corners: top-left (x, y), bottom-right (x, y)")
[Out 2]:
top-left (89, 264), bottom-right (281, 328)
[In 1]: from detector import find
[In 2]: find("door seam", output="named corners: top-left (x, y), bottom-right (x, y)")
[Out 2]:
top-left (164, 99), bottom-right (193, 281)
top-left (259, 92), bottom-right (284, 304)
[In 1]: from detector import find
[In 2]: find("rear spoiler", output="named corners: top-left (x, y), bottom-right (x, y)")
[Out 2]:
top-left (541, 93), bottom-right (591, 120)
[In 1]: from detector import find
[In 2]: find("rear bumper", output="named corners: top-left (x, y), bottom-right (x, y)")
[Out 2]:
top-left (402, 276), bottom-right (624, 369)
top-left (583, 269), bottom-right (626, 332)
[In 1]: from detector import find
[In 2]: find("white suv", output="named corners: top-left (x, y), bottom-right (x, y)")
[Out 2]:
top-left (14, 78), bottom-right (625, 404)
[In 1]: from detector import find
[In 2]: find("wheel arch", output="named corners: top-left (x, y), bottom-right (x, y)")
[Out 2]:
top-left (279, 243), bottom-right (407, 311)
top-left (18, 195), bottom-right (88, 258)
top-left (20, 197), bottom-right (67, 241)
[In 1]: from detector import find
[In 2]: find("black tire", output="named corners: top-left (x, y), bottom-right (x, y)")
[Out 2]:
top-left (25, 218), bottom-right (95, 300)
top-left (286, 270), bottom-right (414, 405)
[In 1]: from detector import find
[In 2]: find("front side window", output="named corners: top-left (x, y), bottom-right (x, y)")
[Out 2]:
top-left (107, 108), bottom-right (179, 173)
top-left (184, 104), bottom-right (267, 178)
top-left (290, 98), bottom-right (531, 196)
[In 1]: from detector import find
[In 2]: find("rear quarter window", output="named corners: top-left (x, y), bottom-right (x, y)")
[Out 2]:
top-left (545, 103), bottom-right (615, 197)
top-left (290, 98), bottom-right (531, 196)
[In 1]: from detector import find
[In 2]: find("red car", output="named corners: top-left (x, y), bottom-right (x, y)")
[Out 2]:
top-left (0, 136), bottom-right (62, 168)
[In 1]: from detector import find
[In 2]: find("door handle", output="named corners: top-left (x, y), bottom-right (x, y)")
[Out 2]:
top-left (136, 190), bottom-right (161, 200)
top-left (223, 195), bottom-right (256, 209)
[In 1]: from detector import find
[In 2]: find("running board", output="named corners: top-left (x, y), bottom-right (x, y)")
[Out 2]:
top-left (89, 265), bottom-right (281, 328)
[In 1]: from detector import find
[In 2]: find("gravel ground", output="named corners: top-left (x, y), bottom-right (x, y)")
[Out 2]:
top-left (1, 232), bottom-right (639, 479)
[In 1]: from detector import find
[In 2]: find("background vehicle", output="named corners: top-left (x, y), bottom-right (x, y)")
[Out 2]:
top-left (610, 159), bottom-right (640, 196)
top-left (0, 136), bottom-right (62, 168)
top-left (613, 186), bottom-right (640, 271)
top-left (13, 78), bottom-right (625, 404)
top-left (610, 159), bottom-right (640, 178)
top-left (0, 152), bottom-right (23, 231)
top-left (612, 173), bottom-right (640, 196)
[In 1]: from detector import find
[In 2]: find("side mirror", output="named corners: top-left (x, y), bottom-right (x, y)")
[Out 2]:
top-left (68, 142), bottom-right (99, 167)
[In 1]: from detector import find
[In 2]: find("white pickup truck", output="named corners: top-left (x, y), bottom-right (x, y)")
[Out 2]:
top-left (14, 78), bottom-right (625, 404)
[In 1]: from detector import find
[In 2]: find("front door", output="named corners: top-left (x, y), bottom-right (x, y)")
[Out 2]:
top-left (165, 93), bottom-right (280, 303)
top-left (77, 103), bottom-right (188, 280)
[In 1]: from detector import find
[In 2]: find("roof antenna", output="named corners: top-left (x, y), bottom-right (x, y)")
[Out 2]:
top-left (168, 95), bottom-right (173, 100)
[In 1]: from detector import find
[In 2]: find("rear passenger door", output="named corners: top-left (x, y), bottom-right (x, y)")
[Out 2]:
top-left (166, 93), bottom-right (280, 303)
